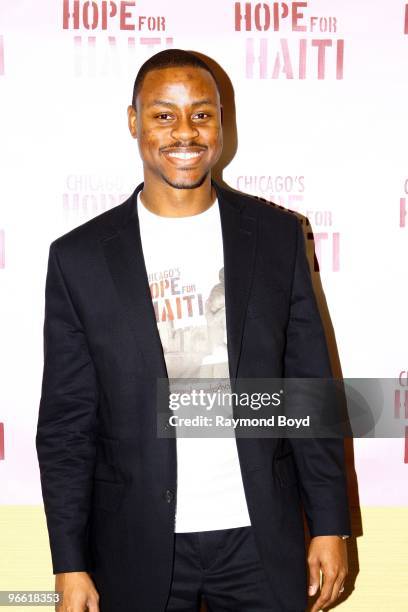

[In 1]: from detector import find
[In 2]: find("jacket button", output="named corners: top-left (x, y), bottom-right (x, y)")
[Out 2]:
top-left (164, 489), bottom-right (174, 503)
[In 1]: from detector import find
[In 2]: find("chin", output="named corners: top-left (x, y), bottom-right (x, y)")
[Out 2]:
top-left (162, 171), bottom-right (209, 190)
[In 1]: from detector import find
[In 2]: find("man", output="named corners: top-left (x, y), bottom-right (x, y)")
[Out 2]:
top-left (36, 49), bottom-right (351, 612)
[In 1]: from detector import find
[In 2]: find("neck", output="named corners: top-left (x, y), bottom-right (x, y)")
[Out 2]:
top-left (140, 172), bottom-right (216, 217)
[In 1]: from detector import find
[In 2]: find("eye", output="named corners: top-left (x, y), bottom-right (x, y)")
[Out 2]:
top-left (193, 112), bottom-right (210, 120)
top-left (155, 113), bottom-right (173, 121)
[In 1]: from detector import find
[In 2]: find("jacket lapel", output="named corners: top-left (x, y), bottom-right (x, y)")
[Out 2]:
top-left (100, 182), bottom-right (168, 377)
top-left (214, 182), bottom-right (257, 380)
top-left (100, 181), bottom-right (258, 380)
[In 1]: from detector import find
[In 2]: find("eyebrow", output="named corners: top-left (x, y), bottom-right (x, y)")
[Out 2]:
top-left (147, 99), bottom-right (216, 108)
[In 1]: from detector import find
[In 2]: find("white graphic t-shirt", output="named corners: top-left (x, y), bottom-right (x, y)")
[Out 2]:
top-left (137, 191), bottom-right (251, 532)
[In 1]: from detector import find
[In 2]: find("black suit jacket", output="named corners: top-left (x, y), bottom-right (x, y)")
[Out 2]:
top-left (36, 181), bottom-right (351, 612)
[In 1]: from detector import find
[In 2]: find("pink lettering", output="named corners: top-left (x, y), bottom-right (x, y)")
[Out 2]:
top-left (272, 38), bottom-right (293, 79)
top-left (405, 426), bottom-right (408, 463)
top-left (235, 2), bottom-right (302, 31)
top-left (246, 37), bottom-right (345, 80)
top-left (399, 371), bottom-right (408, 387)
top-left (120, 1), bottom-right (134, 30)
top-left (312, 232), bottom-right (328, 271)
top-left (176, 298), bottom-right (182, 319)
top-left (336, 39), bottom-right (344, 79)
top-left (0, 229), bottom-right (4, 268)
top-left (292, 2), bottom-right (307, 32)
top-left (255, 3), bottom-right (271, 31)
top-left (394, 390), bottom-right (408, 418)
top-left (312, 39), bottom-right (332, 79)
top-left (63, 0), bottom-right (80, 29)
top-left (160, 279), bottom-right (170, 296)
top-left (183, 295), bottom-right (194, 317)
top-left (161, 299), bottom-right (174, 321)
top-left (235, 2), bottom-right (251, 31)
top-left (400, 198), bottom-right (407, 227)
top-left (0, 35), bottom-right (4, 75)
top-left (260, 39), bottom-right (268, 78)
top-left (273, 2), bottom-right (280, 31)
top-left (150, 282), bottom-right (160, 299)
top-left (140, 37), bottom-right (161, 51)
top-left (276, 2), bottom-right (289, 30)
top-left (102, 1), bottom-right (117, 29)
top-left (332, 232), bottom-right (340, 272)
top-left (246, 38), bottom-right (255, 77)
top-left (83, 1), bottom-right (98, 30)
top-left (395, 390), bottom-right (401, 418)
top-left (299, 38), bottom-right (306, 78)
top-left (63, 1), bottom-right (134, 30)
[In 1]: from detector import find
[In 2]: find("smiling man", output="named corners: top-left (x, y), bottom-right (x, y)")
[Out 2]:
top-left (36, 49), bottom-right (351, 612)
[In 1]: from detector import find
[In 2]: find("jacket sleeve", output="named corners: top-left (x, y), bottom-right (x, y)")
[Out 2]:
top-left (284, 218), bottom-right (352, 538)
top-left (36, 241), bottom-right (99, 573)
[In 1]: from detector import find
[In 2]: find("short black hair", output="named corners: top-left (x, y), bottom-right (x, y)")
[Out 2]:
top-left (131, 49), bottom-right (220, 108)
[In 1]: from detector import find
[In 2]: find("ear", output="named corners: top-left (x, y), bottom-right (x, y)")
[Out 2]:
top-left (127, 105), bottom-right (138, 139)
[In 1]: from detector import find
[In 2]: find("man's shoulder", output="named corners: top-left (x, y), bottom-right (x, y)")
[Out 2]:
top-left (50, 189), bottom-right (137, 255)
top-left (217, 183), bottom-right (299, 230)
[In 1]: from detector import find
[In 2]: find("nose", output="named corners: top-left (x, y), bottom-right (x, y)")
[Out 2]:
top-left (170, 114), bottom-right (199, 142)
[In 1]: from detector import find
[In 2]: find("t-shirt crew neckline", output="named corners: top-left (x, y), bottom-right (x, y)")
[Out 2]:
top-left (136, 191), bottom-right (219, 222)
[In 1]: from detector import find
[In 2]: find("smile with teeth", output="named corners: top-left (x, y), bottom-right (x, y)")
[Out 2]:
top-left (164, 150), bottom-right (204, 160)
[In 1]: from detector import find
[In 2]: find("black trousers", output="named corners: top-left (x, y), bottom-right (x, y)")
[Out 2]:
top-left (164, 526), bottom-right (301, 612)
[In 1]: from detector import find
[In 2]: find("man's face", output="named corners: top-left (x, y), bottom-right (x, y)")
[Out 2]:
top-left (128, 66), bottom-right (223, 190)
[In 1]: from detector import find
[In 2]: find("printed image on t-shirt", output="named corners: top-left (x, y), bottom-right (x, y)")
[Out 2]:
top-left (148, 266), bottom-right (229, 379)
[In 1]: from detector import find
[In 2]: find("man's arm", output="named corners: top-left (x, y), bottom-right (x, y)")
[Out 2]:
top-left (284, 218), bottom-right (351, 537)
top-left (283, 218), bottom-right (350, 611)
top-left (36, 241), bottom-right (99, 574)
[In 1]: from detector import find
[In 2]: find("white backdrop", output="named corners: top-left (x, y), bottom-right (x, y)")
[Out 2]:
top-left (0, 1), bottom-right (407, 508)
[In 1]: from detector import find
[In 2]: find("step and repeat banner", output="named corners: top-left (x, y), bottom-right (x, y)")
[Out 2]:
top-left (0, 1), bottom-right (407, 609)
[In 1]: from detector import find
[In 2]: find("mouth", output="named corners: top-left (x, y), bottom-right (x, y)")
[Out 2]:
top-left (161, 147), bottom-right (207, 166)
